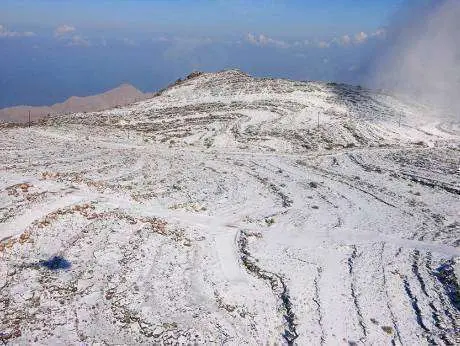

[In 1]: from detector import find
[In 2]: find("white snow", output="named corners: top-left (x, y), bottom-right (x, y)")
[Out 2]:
top-left (0, 70), bottom-right (459, 345)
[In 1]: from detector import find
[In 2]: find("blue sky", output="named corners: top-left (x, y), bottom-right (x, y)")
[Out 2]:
top-left (2, 0), bottom-right (402, 37)
top-left (0, 0), bottom-right (408, 107)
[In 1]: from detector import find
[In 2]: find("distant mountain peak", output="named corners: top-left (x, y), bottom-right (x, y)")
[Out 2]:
top-left (0, 83), bottom-right (148, 123)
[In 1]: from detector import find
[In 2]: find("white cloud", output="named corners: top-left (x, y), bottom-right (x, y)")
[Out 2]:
top-left (246, 33), bottom-right (290, 49)
top-left (246, 33), bottom-right (257, 44)
top-left (54, 25), bottom-right (76, 37)
top-left (354, 31), bottom-right (368, 44)
top-left (339, 35), bottom-right (352, 46)
top-left (329, 29), bottom-right (386, 47)
top-left (0, 24), bottom-right (36, 38)
top-left (371, 28), bottom-right (386, 38)
top-left (353, 30), bottom-right (385, 44)
top-left (53, 25), bottom-right (89, 47)
top-left (67, 35), bottom-right (90, 47)
top-left (245, 28), bottom-right (386, 51)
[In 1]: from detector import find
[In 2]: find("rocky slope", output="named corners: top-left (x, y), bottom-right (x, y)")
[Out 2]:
top-left (0, 70), bottom-right (459, 345)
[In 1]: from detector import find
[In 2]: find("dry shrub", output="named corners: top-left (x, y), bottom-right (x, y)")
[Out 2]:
top-left (41, 171), bottom-right (60, 180)
top-left (19, 232), bottom-right (31, 244)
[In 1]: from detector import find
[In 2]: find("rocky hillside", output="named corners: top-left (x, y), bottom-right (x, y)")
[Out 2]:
top-left (0, 70), bottom-right (459, 345)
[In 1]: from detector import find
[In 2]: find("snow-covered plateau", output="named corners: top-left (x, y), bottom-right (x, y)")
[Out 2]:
top-left (1, 70), bottom-right (459, 345)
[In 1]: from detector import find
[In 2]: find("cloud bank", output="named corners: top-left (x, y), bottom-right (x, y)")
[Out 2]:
top-left (0, 24), bottom-right (35, 37)
top-left (246, 29), bottom-right (385, 50)
top-left (246, 33), bottom-right (290, 49)
top-left (53, 25), bottom-right (91, 47)
top-left (54, 25), bottom-right (76, 37)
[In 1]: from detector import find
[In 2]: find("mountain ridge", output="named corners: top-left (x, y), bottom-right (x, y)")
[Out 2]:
top-left (0, 83), bottom-right (153, 123)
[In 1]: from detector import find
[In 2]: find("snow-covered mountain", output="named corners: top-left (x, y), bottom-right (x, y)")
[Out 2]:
top-left (1, 70), bottom-right (459, 345)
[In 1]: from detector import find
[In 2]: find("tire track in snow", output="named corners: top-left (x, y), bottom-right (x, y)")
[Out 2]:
top-left (347, 245), bottom-right (368, 341)
top-left (379, 243), bottom-right (403, 346)
top-left (312, 266), bottom-right (325, 345)
top-left (237, 230), bottom-right (298, 344)
top-left (402, 277), bottom-right (436, 344)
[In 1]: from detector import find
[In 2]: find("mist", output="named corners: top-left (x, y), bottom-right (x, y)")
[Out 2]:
top-left (369, 0), bottom-right (460, 117)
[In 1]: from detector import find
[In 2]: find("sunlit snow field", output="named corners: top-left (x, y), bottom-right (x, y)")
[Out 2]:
top-left (1, 71), bottom-right (459, 345)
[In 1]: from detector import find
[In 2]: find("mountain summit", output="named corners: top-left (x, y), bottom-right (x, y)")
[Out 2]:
top-left (46, 69), bottom-right (458, 151)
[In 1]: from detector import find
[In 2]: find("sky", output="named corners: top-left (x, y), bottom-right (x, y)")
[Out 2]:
top-left (0, 0), bottom-right (408, 108)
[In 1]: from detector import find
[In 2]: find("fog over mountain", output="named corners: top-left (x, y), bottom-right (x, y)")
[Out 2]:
top-left (369, 0), bottom-right (460, 117)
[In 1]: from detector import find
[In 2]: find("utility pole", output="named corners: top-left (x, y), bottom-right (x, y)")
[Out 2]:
top-left (317, 112), bottom-right (320, 131)
top-left (28, 110), bottom-right (31, 128)
top-left (316, 111), bottom-right (320, 148)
